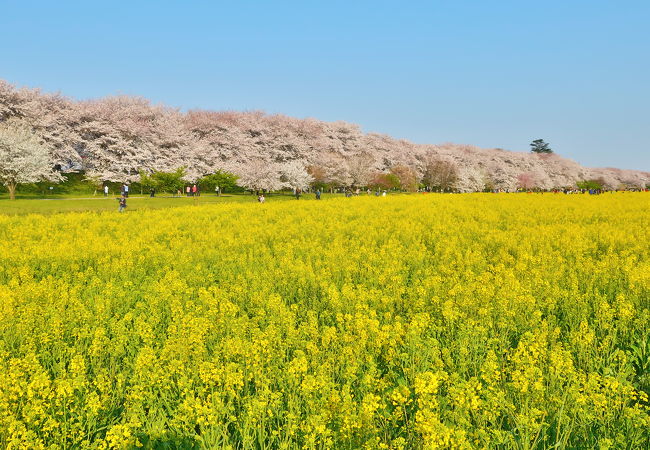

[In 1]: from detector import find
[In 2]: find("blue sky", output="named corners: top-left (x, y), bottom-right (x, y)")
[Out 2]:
top-left (1, 0), bottom-right (649, 170)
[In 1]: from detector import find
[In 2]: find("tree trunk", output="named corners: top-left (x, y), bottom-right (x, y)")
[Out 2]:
top-left (7, 183), bottom-right (17, 200)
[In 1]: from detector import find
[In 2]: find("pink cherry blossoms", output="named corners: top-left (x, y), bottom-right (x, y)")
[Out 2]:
top-left (1, 79), bottom-right (648, 191)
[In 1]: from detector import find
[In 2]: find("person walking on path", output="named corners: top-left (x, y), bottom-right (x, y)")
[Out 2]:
top-left (104, 185), bottom-right (109, 197)
top-left (118, 195), bottom-right (127, 212)
top-left (316, 189), bottom-right (321, 200)
top-left (186, 186), bottom-right (191, 196)
top-left (192, 184), bottom-right (197, 196)
top-left (123, 184), bottom-right (129, 198)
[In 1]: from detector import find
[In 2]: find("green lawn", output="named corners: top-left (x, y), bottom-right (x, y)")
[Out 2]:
top-left (0, 193), bottom-right (324, 215)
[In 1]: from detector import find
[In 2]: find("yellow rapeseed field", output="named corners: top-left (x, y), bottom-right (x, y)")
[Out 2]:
top-left (0, 193), bottom-right (649, 449)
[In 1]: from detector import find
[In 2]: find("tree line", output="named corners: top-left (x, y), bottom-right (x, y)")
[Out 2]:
top-left (2, 79), bottom-right (649, 199)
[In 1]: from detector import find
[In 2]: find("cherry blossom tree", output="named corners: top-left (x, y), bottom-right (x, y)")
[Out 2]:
top-left (346, 152), bottom-right (376, 188)
top-left (0, 80), bottom-right (79, 171)
top-left (234, 160), bottom-right (284, 193)
top-left (280, 161), bottom-right (313, 191)
top-left (0, 119), bottom-right (63, 199)
top-left (311, 152), bottom-right (352, 189)
top-left (72, 96), bottom-right (193, 182)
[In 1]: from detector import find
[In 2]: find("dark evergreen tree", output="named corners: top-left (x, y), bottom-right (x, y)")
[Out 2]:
top-left (530, 139), bottom-right (553, 154)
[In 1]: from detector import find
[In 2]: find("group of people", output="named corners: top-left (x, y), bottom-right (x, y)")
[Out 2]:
top-left (110, 183), bottom-right (392, 213)
top-left (291, 189), bottom-right (324, 200)
top-left (173, 184), bottom-right (204, 197)
top-left (109, 183), bottom-right (218, 212)
top-left (341, 188), bottom-right (387, 197)
top-left (185, 185), bottom-right (200, 196)
top-left (102, 184), bottom-right (130, 212)
top-left (102, 184), bottom-right (130, 197)
top-left (109, 183), bottom-right (379, 210)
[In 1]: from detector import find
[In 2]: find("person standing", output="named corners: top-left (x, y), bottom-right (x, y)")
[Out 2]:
top-left (118, 195), bottom-right (127, 212)
top-left (150, 187), bottom-right (155, 198)
top-left (104, 185), bottom-right (109, 197)
top-left (124, 184), bottom-right (129, 198)
top-left (316, 189), bottom-right (321, 200)
top-left (186, 186), bottom-right (191, 197)
top-left (192, 184), bottom-right (197, 196)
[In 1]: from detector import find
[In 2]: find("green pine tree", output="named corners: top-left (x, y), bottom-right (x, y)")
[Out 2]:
top-left (530, 139), bottom-right (553, 154)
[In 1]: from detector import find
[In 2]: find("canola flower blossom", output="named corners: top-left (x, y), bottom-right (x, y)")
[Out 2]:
top-left (0, 193), bottom-right (649, 448)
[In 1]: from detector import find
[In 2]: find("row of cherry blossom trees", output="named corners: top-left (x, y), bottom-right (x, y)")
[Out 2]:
top-left (1, 78), bottom-right (649, 196)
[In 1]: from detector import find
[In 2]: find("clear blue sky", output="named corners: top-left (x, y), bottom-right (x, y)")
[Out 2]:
top-left (1, 0), bottom-right (649, 170)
